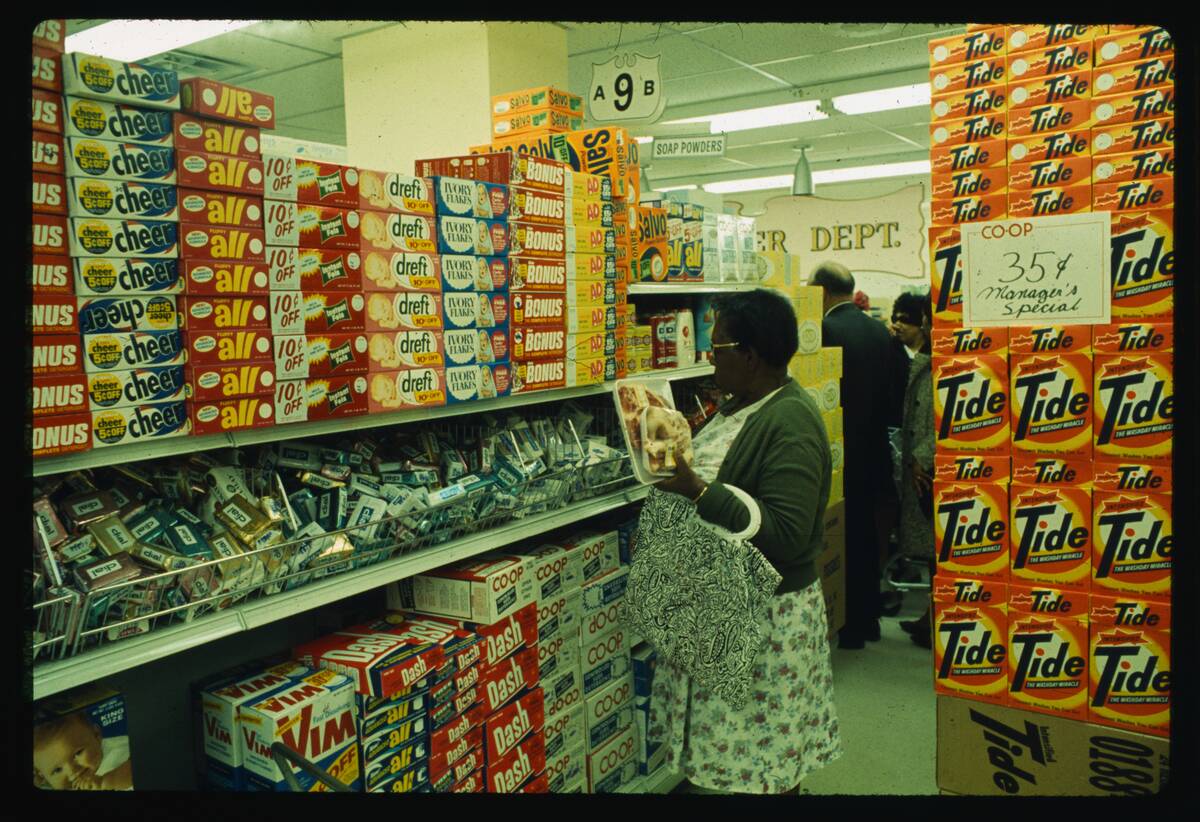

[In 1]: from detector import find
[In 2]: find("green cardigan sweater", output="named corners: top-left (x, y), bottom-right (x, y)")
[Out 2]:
top-left (694, 378), bottom-right (832, 595)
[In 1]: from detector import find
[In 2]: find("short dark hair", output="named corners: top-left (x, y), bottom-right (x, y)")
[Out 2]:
top-left (810, 261), bottom-right (855, 295)
top-left (892, 291), bottom-right (931, 326)
top-left (714, 289), bottom-right (798, 368)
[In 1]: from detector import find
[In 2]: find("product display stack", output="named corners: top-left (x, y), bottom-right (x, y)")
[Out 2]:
top-left (490, 85), bottom-right (584, 146)
top-left (928, 24), bottom-right (1173, 796)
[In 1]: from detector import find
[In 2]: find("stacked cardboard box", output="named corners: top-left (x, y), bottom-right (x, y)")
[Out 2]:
top-left (490, 86), bottom-right (584, 142)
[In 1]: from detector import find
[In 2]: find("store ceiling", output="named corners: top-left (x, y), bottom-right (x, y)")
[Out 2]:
top-left (65, 20), bottom-right (965, 189)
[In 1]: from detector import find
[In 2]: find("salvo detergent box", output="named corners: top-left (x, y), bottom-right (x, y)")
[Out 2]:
top-left (933, 577), bottom-right (1008, 705)
top-left (1088, 594), bottom-right (1169, 737)
top-left (1092, 353), bottom-right (1172, 462)
top-left (238, 669), bottom-right (362, 791)
top-left (1009, 485), bottom-right (1091, 591)
top-left (934, 482), bottom-right (1009, 580)
top-left (1107, 210), bottom-right (1173, 319)
top-left (1091, 491), bottom-right (1172, 599)
top-left (1007, 585), bottom-right (1089, 720)
top-left (1008, 353), bottom-right (1093, 458)
top-left (933, 354), bottom-right (1011, 454)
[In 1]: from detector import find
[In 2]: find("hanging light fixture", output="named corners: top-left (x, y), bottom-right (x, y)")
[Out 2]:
top-left (791, 145), bottom-right (813, 196)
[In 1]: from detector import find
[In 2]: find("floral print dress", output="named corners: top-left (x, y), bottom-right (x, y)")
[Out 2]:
top-left (647, 392), bottom-right (843, 793)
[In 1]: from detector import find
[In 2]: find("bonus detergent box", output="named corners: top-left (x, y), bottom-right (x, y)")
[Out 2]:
top-left (934, 481), bottom-right (1010, 581)
top-left (933, 576), bottom-right (1008, 705)
top-left (1006, 585), bottom-right (1089, 720)
top-left (933, 354), bottom-right (1011, 454)
top-left (1008, 484), bottom-right (1092, 590)
top-left (1088, 594), bottom-right (1170, 737)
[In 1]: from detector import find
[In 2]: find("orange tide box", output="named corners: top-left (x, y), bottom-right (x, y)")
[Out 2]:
top-left (1007, 584), bottom-right (1089, 719)
top-left (1092, 322), bottom-right (1172, 354)
top-left (930, 58), bottom-right (1007, 95)
top-left (930, 112), bottom-right (1007, 148)
top-left (1088, 594), bottom-right (1170, 737)
top-left (1007, 155), bottom-right (1090, 190)
top-left (1007, 128), bottom-right (1090, 164)
top-left (1092, 117), bottom-right (1173, 157)
top-left (178, 188), bottom-right (264, 227)
top-left (933, 354), bottom-right (1010, 453)
top-left (1009, 353), bottom-right (1093, 458)
top-left (264, 201), bottom-right (361, 250)
top-left (262, 156), bottom-right (359, 208)
top-left (180, 78), bottom-right (275, 129)
top-left (935, 453), bottom-right (1010, 486)
top-left (931, 165), bottom-right (1007, 201)
top-left (1010, 325), bottom-right (1090, 354)
top-left (934, 482), bottom-right (1010, 580)
top-left (183, 259), bottom-right (270, 295)
top-left (172, 113), bottom-right (261, 159)
top-left (1008, 183), bottom-right (1090, 218)
top-left (1092, 178), bottom-right (1171, 213)
top-left (1006, 24), bottom-right (1100, 55)
top-left (1009, 484), bottom-right (1091, 590)
top-left (274, 375), bottom-right (369, 424)
top-left (365, 368), bottom-right (447, 413)
top-left (1093, 353), bottom-right (1172, 462)
top-left (1011, 454), bottom-right (1092, 488)
top-left (933, 576), bottom-right (1009, 704)
top-left (1092, 57), bottom-right (1175, 97)
top-left (191, 395), bottom-right (277, 435)
top-left (1093, 26), bottom-right (1173, 68)
top-left (1008, 69), bottom-right (1092, 111)
top-left (1093, 460), bottom-right (1171, 495)
top-left (929, 226), bottom-right (963, 325)
top-left (185, 362), bottom-right (275, 401)
top-left (1090, 88), bottom-right (1175, 129)
top-left (930, 193), bottom-right (1007, 226)
top-left (1007, 100), bottom-right (1093, 137)
top-left (1092, 491), bottom-right (1172, 598)
top-left (929, 28), bottom-right (1006, 65)
top-left (1006, 41), bottom-right (1093, 80)
top-left (932, 327), bottom-right (1008, 359)
top-left (176, 150), bottom-right (265, 195)
top-left (1092, 149), bottom-right (1174, 186)
top-left (1108, 211), bottom-right (1173, 319)
top-left (181, 223), bottom-right (266, 262)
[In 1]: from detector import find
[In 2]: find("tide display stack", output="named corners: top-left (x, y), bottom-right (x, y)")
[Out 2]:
top-left (928, 25), bottom-right (1173, 796)
top-left (415, 151), bottom-right (616, 396)
top-left (36, 44), bottom-right (192, 457)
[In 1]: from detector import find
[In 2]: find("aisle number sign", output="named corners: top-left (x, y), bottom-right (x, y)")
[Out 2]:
top-left (589, 53), bottom-right (666, 123)
top-left (652, 135), bottom-right (726, 160)
top-left (962, 213), bottom-right (1111, 327)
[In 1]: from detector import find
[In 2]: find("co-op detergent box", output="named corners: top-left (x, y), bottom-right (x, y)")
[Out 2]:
top-left (1006, 585), bottom-right (1089, 721)
top-left (1008, 484), bottom-right (1091, 591)
top-left (238, 668), bottom-right (362, 792)
top-left (933, 576), bottom-right (1008, 705)
top-left (933, 354), bottom-right (1010, 454)
top-left (1008, 353), bottom-right (1093, 459)
top-left (61, 53), bottom-right (180, 110)
top-left (1088, 594), bottom-right (1170, 737)
top-left (1091, 490), bottom-right (1172, 599)
top-left (1092, 352), bottom-right (1172, 462)
top-left (89, 401), bottom-right (191, 449)
top-left (934, 481), bottom-right (1009, 581)
top-left (403, 556), bottom-right (536, 625)
top-left (1106, 211), bottom-right (1173, 320)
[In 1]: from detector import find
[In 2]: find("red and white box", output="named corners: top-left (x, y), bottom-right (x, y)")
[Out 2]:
top-left (31, 294), bottom-right (78, 335)
top-left (179, 295), bottom-right (270, 331)
top-left (183, 258), bottom-right (271, 295)
top-left (274, 333), bottom-right (370, 380)
top-left (356, 171), bottom-right (435, 215)
top-left (32, 173), bottom-right (67, 216)
top-left (180, 223), bottom-right (266, 262)
top-left (178, 188), bottom-right (264, 227)
top-left (264, 201), bottom-right (361, 250)
top-left (33, 19), bottom-right (67, 53)
top-left (487, 730), bottom-right (545, 793)
top-left (31, 335), bottom-right (83, 376)
top-left (191, 395), bottom-right (278, 435)
top-left (186, 362), bottom-right (275, 401)
top-left (358, 210), bottom-right (437, 254)
top-left (423, 602), bottom-right (540, 669)
top-left (177, 150), bottom-right (265, 195)
top-left (510, 292), bottom-right (567, 326)
top-left (484, 688), bottom-right (544, 767)
top-left (267, 246), bottom-right (362, 292)
top-left (32, 45), bottom-right (63, 93)
top-left (32, 214), bottom-right (69, 256)
top-left (270, 291), bottom-right (366, 335)
top-left (181, 78), bottom-right (275, 129)
top-left (185, 328), bottom-right (274, 366)
top-left (32, 88), bottom-right (63, 134)
top-left (364, 291), bottom-right (444, 333)
top-left (172, 112), bottom-right (261, 159)
top-left (32, 373), bottom-right (89, 417)
top-left (31, 413), bottom-right (92, 458)
top-left (29, 254), bottom-right (72, 294)
top-left (32, 130), bottom-right (64, 175)
top-left (274, 375), bottom-right (370, 424)
top-left (407, 556), bottom-right (536, 624)
top-left (262, 155), bottom-right (358, 207)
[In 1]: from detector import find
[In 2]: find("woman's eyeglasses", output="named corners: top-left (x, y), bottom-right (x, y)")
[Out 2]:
top-left (711, 341), bottom-right (742, 351)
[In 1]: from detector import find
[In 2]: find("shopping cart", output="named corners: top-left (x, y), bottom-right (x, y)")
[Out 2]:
top-left (271, 743), bottom-right (353, 793)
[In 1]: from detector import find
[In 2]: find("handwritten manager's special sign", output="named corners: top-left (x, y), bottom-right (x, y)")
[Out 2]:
top-left (962, 212), bottom-right (1111, 327)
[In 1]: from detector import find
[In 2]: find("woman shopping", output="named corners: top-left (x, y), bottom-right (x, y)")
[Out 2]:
top-left (644, 288), bottom-right (842, 794)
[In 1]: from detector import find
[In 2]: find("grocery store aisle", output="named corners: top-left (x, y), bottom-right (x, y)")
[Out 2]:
top-left (798, 589), bottom-right (938, 796)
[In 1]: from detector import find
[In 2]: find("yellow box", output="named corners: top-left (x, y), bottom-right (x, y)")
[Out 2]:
top-left (830, 468), bottom-right (844, 505)
top-left (491, 86), bottom-right (583, 117)
top-left (788, 352), bottom-right (821, 387)
top-left (546, 127), bottom-right (635, 201)
top-left (823, 407), bottom-right (843, 441)
top-left (820, 347), bottom-right (843, 381)
top-left (793, 286), bottom-right (824, 324)
top-left (492, 108), bottom-right (583, 139)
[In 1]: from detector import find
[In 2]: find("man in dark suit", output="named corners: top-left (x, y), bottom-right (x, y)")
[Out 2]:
top-left (811, 261), bottom-right (897, 649)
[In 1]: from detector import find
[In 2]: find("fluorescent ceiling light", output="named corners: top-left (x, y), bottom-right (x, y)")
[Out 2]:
top-left (634, 136), bottom-right (654, 144)
top-left (701, 159), bottom-right (931, 194)
top-left (666, 100), bottom-right (827, 135)
top-left (832, 83), bottom-right (931, 115)
top-left (65, 19), bottom-right (261, 63)
top-left (655, 184), bottom-right (697, 192)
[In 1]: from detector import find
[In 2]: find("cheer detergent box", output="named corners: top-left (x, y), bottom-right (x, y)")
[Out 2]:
top-left (1091, 490), bottom-right (1172, 599)
top-left (934, 481), bottom-right (1010, 581)
top-left (933, 576), bottom-right (1009, 705)
top-left (1092, 353), bottom-right (1172, 462)
top-left (933, 354), bottom-right (1011, 454)
top-left (1088, 594), bottom-right (1170, 737)
top-left (1008, 484), bottom-right (1092, 591)
top-left (68, 177), bottom-right (179, 222)
top-left (1009, 353), bottom-right (1093, 458)
top-left (90, 401), bottom-right (191, 449)
top-left (1006, 585), bottom-right (1089, 721)
top-left (62, 52), bottom-right (180, 109)
top-left (1107, 211), bottom-right (1173, 320)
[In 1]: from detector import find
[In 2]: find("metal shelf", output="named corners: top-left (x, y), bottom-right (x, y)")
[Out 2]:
top-left (628, 282), bottom-right (761, 295)
top-left (31, 364), bottom-right (715, 477)
top-left (616, 765), bottom-right (684, 794)
top-left (31, 483), bottom-right (651, 701)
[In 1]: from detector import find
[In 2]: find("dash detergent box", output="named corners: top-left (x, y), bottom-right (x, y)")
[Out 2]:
top-left (932, 354), bottom-right (1011, 454)
top-left (933, 576), bottom-right (1008, 705)
top-left (1006, 585), bottom-right (1089, 720)
top-left (1088, 594), bottom-right (1170, 737)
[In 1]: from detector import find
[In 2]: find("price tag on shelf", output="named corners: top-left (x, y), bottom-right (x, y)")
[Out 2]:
top-left (961, 212), bottom-right (1111, 326)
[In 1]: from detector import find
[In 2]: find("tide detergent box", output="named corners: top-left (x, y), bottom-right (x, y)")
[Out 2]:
top-left (934, 576), bottom-right (1008, 704)
top-left (929, 225), bottom-right (963, 326)
top-left (934, 454), bottom-right (1010, 487)
top-left (1094, 27), bottom-right (1172, 68)
top-left (1011, 454), bottom-right (1092, 489)
top-left (1088, 594), bottom-right (1170, 737)
top-left (1008, 484), bottom-right (1092, 590)
top-left (1007, 127), bottom-right (1090, 164)
top-left (1008, 154), bottom-right (1091, 190)
top-left (1007, 585), bottom-right (1089, 720)
top-left (1107, 211), bottom-right (1173, 319)
top-left (1092, 117), bottom-right (1173, 157)
top-left (934, 481), bottom-right (1010, 581)
top-left (932, 326), bottom-right (1008, 359)
top-left (929, 27), bottom-right (1005, 65)
top-left (1007, 42), bottom-right (1093, 80)
top-left (1009, 353), bottom-right (1093, 458)
top-left (1093, 178), bottom-right (1172, 214)
top-left (238, 669), bottom-right (362, 792)
top-left (1092, 353), bottom-right (1172, 462)
top-left (1007, 69), bottom-right (1091, 110)
top-left (933, 354), bottom-right (1011, 454)
top-left (1093, 461), bottom-right (1172, 496)
top-left (1092, 149), bottom-right (1175, 186)
top-left (1091, 321), bottom-right (1172, 359)
top-left (1093, 56), bottom-right (1175, 98)
top-left (1006, 24), bottom-right (1099, 55)
top-left (1092, 491), bottom-right (1172, 598)
top-left (1009, 325), bottom-right (1090, 354)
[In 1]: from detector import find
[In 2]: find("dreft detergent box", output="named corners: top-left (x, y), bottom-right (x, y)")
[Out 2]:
top-left (934, 482), bottom-right (1010, 581)
top-left (1088, 593), bottom-right (1170, 738)
top-left (1006, 585), bottom-right (1089, 721)
top-left (1008, 484), bottom-right (1092, 591)
top-left (933, 354), bottom-right (1011, 454)
top-left (1091, 491), bottom-right (1172, 599)
top-left (933, 577), bottom-right (1009, 705)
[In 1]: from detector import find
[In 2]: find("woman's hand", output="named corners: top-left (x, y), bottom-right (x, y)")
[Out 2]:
top-left (655, 455), bottom-right (706, 501)
top-left (910, 460), bottom-right (932, 495)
